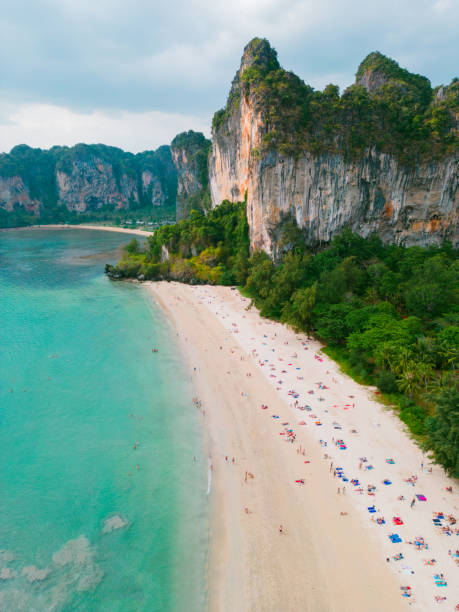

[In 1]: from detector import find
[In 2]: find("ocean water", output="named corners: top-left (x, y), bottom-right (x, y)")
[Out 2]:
top-left (0, 229), bottom-right (208, 612)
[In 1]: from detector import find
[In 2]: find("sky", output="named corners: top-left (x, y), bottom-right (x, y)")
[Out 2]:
top-left (1, 0), bottom-right (457, 154)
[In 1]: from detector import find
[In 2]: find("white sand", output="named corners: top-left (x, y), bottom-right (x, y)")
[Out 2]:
top-left (148, 281), bottom-right (458, 611)
top-left (1, 224), bottom-right (153, 236)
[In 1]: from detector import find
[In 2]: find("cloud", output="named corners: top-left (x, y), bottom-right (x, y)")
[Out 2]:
top-left (0, 0), bottom-right (457, 151)
top-left (0, 104), bottom-right (210, 154)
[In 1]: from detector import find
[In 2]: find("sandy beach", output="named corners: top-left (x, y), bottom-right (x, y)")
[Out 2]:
top-left (148, 281), bottom-right (459, 611)
top-left (0, 224), bottom-right (153, 236)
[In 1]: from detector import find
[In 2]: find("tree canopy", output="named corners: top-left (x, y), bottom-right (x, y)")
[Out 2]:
top-left (108, 203), bottom-right (458, 475)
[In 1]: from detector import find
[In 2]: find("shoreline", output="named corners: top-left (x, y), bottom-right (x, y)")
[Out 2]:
top-left (145, 282), bottom-right (459, 611)
top-left (0, 224), bottom-right (154, 236)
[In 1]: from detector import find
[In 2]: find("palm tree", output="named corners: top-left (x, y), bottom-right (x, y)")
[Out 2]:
top-left (416, 362), bottom-right (435, 393)
top-left (397, 359), bottom-right (426, 396)
top-left (391, 346), bottom-right (412, 375)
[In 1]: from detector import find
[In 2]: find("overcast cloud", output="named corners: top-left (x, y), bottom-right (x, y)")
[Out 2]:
top-left (1, 0), bottom-right (457, 153)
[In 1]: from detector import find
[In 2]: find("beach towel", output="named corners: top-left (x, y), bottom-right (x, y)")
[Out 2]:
top-left (389, 534), bottom-right (402, 543)
top-left (368, 506), bottom-right (376, 513)
top-left (383, 479), bottom-right (392, 485)
top-left (416, 494), bottom-right (427, 501)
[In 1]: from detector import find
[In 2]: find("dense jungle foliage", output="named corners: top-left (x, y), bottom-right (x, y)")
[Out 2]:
top-left (0, 143), bottom-right (178, 228)
top-left (213, 39), bottom-right (458, 164)
top-left (107, 201), bottom-right (250, 285)
top-left (107, 203), bottom-right (459, 476)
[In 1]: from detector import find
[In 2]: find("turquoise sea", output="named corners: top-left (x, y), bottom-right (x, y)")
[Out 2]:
top-left (0, 229), bottom-right (208, 612)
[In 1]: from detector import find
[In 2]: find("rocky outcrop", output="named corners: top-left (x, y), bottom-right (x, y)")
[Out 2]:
top-left (56, 157), bottom-right (138, 212)
top-left (244, 149), bottom-right (457, 256)
top-left (209, 39), bottom-right (458, 254)
top-left (141, 170), bottom-right (166, 207)
top-left (0, 142), bottom-right (193, 222)
top-left (0, 175), bottom-right (40, 214)
top-left (171, 131), bottom-right (211, 219)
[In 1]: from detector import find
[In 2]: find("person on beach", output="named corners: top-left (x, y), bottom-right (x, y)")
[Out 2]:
top-left (279, 525), bottom-right (284, 534)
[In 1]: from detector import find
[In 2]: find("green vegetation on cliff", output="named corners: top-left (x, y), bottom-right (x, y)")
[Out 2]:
top-left (171, 131), bottom-right (212, 217)
top-left (107, 201), bottom-right (249, 285)
top-left (108, 204), bottom-right (459, 475)
top-left (0, 143), bottom-right (178, 227)
top-left (213, 39), bottom-right (458, 163)
top-left (171, 131), bottom-right (211, 189)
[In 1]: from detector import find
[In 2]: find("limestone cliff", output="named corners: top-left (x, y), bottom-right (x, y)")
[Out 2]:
top-left (55, 156), bottom-right (138, 212)
top-left (0, 175), bottom-right (40, 214)
top-left (0, 140), bottom-right (203, 225)
top-left (210, 39), bottom-right (458, 254)
top-left (170, 131), bottom-right (211, 219)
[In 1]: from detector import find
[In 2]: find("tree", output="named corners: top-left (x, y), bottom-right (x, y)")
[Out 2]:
top-left (246, 252), bottom-right (275, 300)
top-left (314, 303), bottom-right (354, 344)
top-left (397, 363), bottom-right (421, 396)
top-left (125, 238), bottom-right (141, 255)
top-left (283, 283), bottom-right (317, 336)
top-left (425, 381), bottom-right (459, 476)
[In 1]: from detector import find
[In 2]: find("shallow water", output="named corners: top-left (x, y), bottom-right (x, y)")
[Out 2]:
top-left (0, 230), bottom-right (207, 611)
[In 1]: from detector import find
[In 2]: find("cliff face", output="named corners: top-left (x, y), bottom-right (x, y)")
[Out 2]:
top-left (170, 131), bottom-right (211, 219)
top-left (249, 150), bottom-right (457, 255)
top-left (0, 140), bottom-right (207, 224)
top-left (209, 40), bottom-right (458, 254)
top-left (55, 156), bottom-right (139, 212)
top-left (0, 175), bottom-right (40, 214)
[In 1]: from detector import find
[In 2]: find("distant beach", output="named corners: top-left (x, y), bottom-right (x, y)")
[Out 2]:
top-left (0, 223), bottom-right (153, 236)
top-left (149, 281), bottom-right (459, 612)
